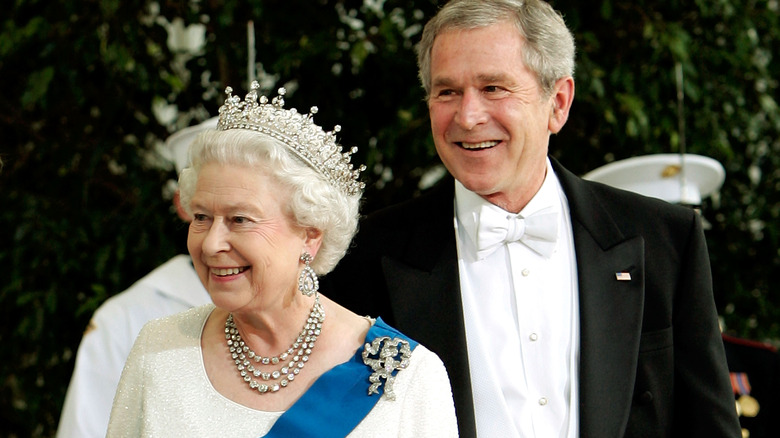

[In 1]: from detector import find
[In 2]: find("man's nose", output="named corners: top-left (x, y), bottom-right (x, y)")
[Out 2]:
top-left (453, 90), bottom-right (488, 130)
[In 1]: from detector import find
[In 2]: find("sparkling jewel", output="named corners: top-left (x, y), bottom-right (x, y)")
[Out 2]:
top-left (218, 81), bottom-right (365, 196)
top-left (225, 296), bottom-right (325, 395)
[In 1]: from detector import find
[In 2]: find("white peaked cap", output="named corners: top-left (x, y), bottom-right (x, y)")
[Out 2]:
top-left (583, 154), bottom-right (725, 205)
top-left (164, 116), bottom-right (219, 173)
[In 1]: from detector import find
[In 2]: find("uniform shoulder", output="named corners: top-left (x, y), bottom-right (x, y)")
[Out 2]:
top-left (723, 333), bottom-right (779, 353)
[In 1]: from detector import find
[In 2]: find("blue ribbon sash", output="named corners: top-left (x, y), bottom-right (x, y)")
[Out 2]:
top-left (263, 317), bottom-right (418, 437)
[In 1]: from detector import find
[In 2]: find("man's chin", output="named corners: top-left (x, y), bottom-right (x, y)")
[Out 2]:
top-left (457, 177), bottom-right (499, 196)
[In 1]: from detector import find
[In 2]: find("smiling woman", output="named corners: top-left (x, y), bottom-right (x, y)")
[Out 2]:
top-left (104, 82), bottom-right (458, 438)
top-left (186, 161), bottom-right (311, 313)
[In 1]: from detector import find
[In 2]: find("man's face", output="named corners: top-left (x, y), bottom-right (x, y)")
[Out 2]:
top-left (428, 21), bottom-right (562, 211)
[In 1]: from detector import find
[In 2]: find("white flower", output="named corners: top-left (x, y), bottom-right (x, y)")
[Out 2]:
top-left (165, 17), bottom-right (206, 54)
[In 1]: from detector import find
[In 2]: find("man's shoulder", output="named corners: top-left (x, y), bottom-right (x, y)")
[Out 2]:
top-left (586, 178), bottom-right (696, 224)
top-left (555, 157), bottom-right (695, 218)
top-left (90, 256), bottom-right (204, 328)
top-left (558, 167), bottom-right (695, 229)
top-left (94, 279), bottom-right (169, 318)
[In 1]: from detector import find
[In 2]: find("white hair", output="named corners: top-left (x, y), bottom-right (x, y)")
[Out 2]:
top-left (178, 129), bottom-right (361, 275)
top-left (417, 0), bottom-right (576, 98)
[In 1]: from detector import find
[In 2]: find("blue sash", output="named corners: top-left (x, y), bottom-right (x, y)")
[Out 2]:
top-left (263, 317), bottom-right (419, 437)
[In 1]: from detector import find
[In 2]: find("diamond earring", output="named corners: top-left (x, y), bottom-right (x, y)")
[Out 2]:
top-left (298, 252), bottom-right (319, 297)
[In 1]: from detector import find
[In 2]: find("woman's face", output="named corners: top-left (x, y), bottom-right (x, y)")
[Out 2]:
top-left (187, 162), bottom-right (312, 313)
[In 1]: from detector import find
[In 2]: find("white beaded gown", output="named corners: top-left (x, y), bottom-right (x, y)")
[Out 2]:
top-left (106, 304), bottom-right (458, 437)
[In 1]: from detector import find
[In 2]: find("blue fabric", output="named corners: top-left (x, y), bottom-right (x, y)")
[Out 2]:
top-left (263, 317), bottom-right (419, 437)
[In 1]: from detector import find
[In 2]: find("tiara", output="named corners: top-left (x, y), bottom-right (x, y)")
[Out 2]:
top-left (217, 81), bottom-right (366, 196)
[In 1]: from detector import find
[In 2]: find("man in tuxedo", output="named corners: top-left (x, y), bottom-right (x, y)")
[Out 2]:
top-left (324, 0), bottom-right (740, 436)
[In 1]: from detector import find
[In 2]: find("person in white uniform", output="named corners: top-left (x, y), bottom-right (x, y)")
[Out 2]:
top-left (106, 82), bottom-right (457, 437)
top-left (56, 119), bottom-right (215, 438)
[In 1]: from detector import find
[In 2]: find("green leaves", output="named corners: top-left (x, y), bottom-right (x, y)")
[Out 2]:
top-left (21, 66), bottom-right (54, 109)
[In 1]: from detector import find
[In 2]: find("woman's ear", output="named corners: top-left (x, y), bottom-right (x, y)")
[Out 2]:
top-left (303, 227), bottom-right (324, 259)
top-left (173, 190), bottom-right (193, 222)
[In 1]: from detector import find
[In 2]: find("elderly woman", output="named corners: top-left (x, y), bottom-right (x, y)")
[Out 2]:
top-left (106, 82), bottom-right (458, 437)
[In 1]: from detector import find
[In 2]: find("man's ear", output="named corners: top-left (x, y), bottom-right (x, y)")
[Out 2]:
top-left (548, 76), bottom-right (575, 134)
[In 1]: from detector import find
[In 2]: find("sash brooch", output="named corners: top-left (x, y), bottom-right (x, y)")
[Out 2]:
top-left (362, 336), bottom-right (412, 401)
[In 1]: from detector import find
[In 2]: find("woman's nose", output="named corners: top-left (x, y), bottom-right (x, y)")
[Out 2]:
top-left (202, 220), bottom-right (230, 254)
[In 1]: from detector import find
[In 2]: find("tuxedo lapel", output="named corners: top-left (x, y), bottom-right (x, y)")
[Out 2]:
top-left (572, 225), bottom-right (645, 437)
top-left (553, 158), bottom-right (645, 437)
top-left (378, 181), bottom-right (478, 436)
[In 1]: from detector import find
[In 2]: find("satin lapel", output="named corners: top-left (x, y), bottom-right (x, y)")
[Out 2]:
top-left (572, 226), bottom-right (644, 437)
top-left (553, 158), bottom-right (645, 437)
top-left (380, 180), bottom-right (477, 437)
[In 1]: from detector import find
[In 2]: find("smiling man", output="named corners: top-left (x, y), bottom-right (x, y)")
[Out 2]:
top-left (427, 18), bottom-right (572, 213)
top-left (324, 1), bottom-right (741, 437)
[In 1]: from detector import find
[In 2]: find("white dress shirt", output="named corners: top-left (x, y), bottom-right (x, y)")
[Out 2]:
top-left (454, 159), bottom-right (580, 438)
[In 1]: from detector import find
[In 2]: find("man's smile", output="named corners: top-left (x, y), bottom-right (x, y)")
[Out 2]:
top-left (457, 140), bottom-right (500, 150)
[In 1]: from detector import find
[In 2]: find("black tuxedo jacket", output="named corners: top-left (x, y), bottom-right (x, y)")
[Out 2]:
top-left (324, 158), bottom-right (740, 437)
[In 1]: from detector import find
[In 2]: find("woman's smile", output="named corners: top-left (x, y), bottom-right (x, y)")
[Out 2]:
top-left (210, 266), bottom-right (249, 277)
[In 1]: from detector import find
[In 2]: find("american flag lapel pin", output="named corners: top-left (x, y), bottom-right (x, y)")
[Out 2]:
top-left (615, 271), bottom-right (632, 281)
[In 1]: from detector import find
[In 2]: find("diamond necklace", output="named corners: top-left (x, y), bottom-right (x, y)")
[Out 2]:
top-left (225, 296), bottom-right (325, 394)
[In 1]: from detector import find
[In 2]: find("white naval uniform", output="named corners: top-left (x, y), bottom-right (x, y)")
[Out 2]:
top-left (57, 255), bottom-right (210, 438)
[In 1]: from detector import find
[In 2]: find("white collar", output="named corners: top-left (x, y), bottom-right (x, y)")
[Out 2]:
top-left (455, 158), bottom-right (562, 250)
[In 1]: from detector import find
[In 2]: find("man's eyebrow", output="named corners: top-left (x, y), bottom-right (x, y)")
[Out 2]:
top-left (431, 73), bottom-right (514, 89)
top-left (476, 73), bottom-right (512, 83)
top-left (431, 76), bottom-right (456, 89)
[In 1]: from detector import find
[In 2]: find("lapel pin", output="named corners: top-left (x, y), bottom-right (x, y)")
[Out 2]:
top-left (615, 272), bottom-right (632, 281)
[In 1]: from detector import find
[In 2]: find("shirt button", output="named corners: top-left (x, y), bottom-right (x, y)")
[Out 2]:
top-left (539, 397), bottom-right (548, 406)
top-left (522, 268), bottom-right (530, 277)
top-left (529, 333), bottom-right (539, 341)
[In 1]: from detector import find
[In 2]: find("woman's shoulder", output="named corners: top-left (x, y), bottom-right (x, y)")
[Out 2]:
top-left (365, 317), bottom-right (417, 345)
top-left (363, 318), bottom-right (445, 370)
top-left (137, 303), bottom-right (215, 342)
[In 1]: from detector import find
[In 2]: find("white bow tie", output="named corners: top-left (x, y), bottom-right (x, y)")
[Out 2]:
top-left (475, 205), bottom-right (559, 259)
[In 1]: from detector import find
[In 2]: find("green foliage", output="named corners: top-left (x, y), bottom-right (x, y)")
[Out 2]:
top-left (550, 0), bottom-right (780, 341)
top-left (1, 0), bottom-right (777, 436)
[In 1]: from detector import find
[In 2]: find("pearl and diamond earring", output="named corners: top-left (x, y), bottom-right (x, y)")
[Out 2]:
top-left (298, 252), bottom-right (319, 297)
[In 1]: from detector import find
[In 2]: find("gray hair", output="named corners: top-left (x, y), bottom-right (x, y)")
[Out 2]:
top-left (178, 129), bottom-right (361, 275)
top-left (417, 0), bottom-right (575, 98)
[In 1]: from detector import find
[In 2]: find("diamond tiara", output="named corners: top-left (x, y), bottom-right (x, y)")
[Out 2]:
top-left (217, 81), bottom-right (366, 196)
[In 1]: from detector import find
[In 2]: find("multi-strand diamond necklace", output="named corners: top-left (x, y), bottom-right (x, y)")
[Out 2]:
top-left (225, 296), bottom-right (325, 394)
